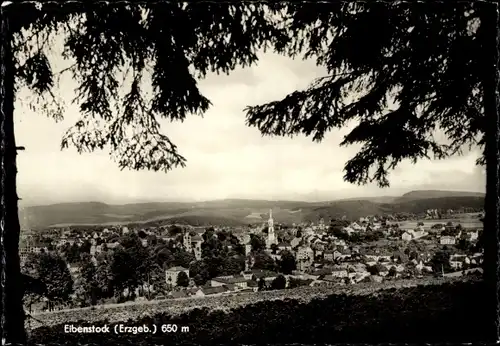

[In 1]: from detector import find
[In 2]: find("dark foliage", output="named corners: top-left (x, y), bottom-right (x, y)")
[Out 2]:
top-left (278, 250), bottom-right (296, 274)
top-left (176, 271), bottom-right (189, 288)
top-left (12, 2), bottom-right (289, 173)
top-left (245, 2), bottom-right (490, 187)
top-left (24, 253), bottom-right (74, 304)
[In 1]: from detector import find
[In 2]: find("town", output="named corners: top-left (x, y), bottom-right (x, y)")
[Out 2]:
top-left (19, 208), bottom-right (484, 313)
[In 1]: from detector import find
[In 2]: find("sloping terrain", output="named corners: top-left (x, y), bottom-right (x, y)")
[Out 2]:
top-left (394, 190), bottom-right (485, 203)
top-left (19, 190), bottom-right (485, 230)
top-left (28, 277), bottom-right (493, 344)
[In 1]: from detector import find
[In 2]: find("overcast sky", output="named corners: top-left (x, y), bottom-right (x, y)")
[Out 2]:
top-left (15, 32), bottom-right (485, 206)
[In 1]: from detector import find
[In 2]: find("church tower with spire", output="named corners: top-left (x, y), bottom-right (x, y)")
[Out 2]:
top-left (266, 209), bottom-right (277, 248)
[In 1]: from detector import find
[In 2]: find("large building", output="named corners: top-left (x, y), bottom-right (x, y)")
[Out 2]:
top-left (183, 230), bottom-right (204, 260)
top-left (165, 266), bottom-right (190, 287)
top-left (19, 235), bottom-right (48, 266)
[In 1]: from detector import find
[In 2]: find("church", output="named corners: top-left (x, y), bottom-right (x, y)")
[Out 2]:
top-left (265, 209), bottom-right (278, 249)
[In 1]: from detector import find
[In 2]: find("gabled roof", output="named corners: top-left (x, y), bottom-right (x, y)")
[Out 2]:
top-left (170, 291), bottom-right (188, 298)
top-left (201, 286), bottom-right (227, 295)
top-left (250, 269), bottom-right (279, 279)
top-left (311, 268), bottom-right (331, 276)
top-left (322, 275), bottom-right (343, 282)
top-left (246, 280), bottom-right (258, 287)
top-left (223, 283), bottom-right (237, 291)
top-left (167, 266), bottom-right (188, 271)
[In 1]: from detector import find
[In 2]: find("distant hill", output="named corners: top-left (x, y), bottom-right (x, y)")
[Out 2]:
top-left (335, 196), bottom-right (399, 204)
top-left (394, 190), bottom-right (485, 203)
top-left (19, 190), bottom-right (485, 230)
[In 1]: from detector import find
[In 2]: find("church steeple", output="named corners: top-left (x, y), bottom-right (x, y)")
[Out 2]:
top-left (266, 208), bottom-right (276, 248)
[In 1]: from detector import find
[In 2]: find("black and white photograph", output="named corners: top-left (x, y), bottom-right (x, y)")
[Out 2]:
top-left (1, 1), bottom-right (498, 345)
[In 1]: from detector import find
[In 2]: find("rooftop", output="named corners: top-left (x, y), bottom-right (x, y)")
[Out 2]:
top-left (167, 266), bottom-right (188, 271)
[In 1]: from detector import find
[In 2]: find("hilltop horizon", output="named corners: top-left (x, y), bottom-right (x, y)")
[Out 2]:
top-left (19, 188), bottom-right (486, 208)
top-left (19, 189), bottom-right (485, 230)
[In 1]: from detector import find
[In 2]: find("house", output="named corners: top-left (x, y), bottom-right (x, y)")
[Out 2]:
top-left (375, 264), bottom-right (389, 276)
top-left (392, 252), bottom-right (409, 263)
top-left (413, 230), bottom-right (428, 239)
top-left (449, 260), bottom-right (463, 270)
top-left (19, 237), bottom-right (49, 264)
top-left (440, 236), bottom-right (456, 245)
top-left (350, 222), bottom-right (363, 231)
top-left (222, 283), bottom-right (238, 293)
top-left (332, 250), bottom-right (343, 260)
top-left (191, 235), bottom-right (203, 260)
top-left (415, 260), bottom-right (433, 272)
top-left (65, 238), bottom-right (77, 246)
top-left (331, 267), bottom-right (348, 278)
top-left (392, 264), bottom-right (405, 273)
top-left (365, 253), bottom-right (379, 261)
top-left (311, 268), bottom-right (331, 277)
top-left (467, 230), bottom-right (479, 241)
top-left (296, 246), bottom-right (314, 271)
top-left (277, 242), bottom-right (292, 251)
top-left (290, 237), bottom-right (301, 248)
top-left (165, 266), bottom-right (190, 287)
top-left (351, 271), bottom-right (370, 283)
top-left (333, 238), bottom-right (347, 247)
top-left (107, 241), bottom-right (121, 249)
top-left (237, 233), bottom-right (251, 244)
top-left (324, 250), bottom-right (334, 261)
top-left (321, 275), bottom-right (343, 285)
top-left (244, 243), bottom-right (252, 256)
top-left (67, 264), bottom-right (80, 276)
top-left (246, 280), bottom-right (259, 292)
top-left (90, 244), bottom-right (103, 255)
top-left (402, 232), bottom-right (413, 241)
top-left (210, 277), bottom-right (229, 287)
top-left (210, 275), bottom-right (249, 289)
top-left (200, 286), bottom-right (228, 296)
top-left (251, 270), bottom-right (279, 282)
top-left (471, 252), bottom-right (483, 264)
top-left (376, 252), bottom-right (392, 262)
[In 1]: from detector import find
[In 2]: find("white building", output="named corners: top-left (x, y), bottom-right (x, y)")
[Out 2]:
top-left (165, 266), bottom-right (190, 287)
top-left (183, 230), bottom-right (204, 260)
top-left (296, 246), bottom-right (314, 271)
top-left (265, 209), bottom-right (278, 249)
top-left (402, 232), bottom-right (413, 241)
top-left (440, 236), bottom-right (456, 245)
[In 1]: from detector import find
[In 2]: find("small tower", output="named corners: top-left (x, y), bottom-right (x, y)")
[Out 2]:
top-left (267, 209), bottom-right (277, 248)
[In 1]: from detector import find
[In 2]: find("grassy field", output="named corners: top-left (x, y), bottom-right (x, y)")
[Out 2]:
top-left (389, 218), bottom-right (482, 230)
